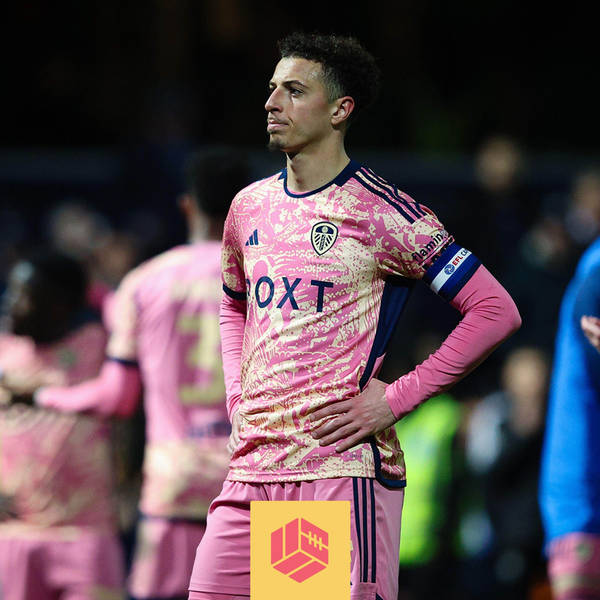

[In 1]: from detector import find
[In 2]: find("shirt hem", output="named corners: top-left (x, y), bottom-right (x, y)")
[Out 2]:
top-left (226, 468), bottom-right (405, 484)
top-left (189, 582), bottom-right (249, 595)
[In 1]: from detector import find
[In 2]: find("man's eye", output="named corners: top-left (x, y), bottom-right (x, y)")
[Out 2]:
top-left (290, 88), bottom-right (302, 96)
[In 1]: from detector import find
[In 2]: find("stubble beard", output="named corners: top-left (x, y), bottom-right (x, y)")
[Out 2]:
top-left (267, 135), bottom-right (285, 152)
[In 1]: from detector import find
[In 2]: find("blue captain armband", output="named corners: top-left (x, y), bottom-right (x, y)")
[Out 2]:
top-left (422, 242), bottom-right (481, 301)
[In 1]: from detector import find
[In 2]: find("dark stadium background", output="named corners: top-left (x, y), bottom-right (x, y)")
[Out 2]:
top-left (1, 2), bottom-right (598, 598)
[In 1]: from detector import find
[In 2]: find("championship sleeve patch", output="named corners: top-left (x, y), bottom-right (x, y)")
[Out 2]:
top-left (422, 242), bottom-right (481, 301)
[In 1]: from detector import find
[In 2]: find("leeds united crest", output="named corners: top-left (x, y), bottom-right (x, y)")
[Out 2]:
top-left (311, 221), bottom-right (338, 255)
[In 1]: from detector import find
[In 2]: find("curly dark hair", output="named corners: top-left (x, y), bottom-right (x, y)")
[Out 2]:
top-left (277, 32), bottom-right (381, 121)
top-left (184, 147), bottom-right (250, 219)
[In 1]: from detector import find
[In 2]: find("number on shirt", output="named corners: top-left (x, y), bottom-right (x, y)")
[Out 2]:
top-left (176, 311), bottom-right (225, 405)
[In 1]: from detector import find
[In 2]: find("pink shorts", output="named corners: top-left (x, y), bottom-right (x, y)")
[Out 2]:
top-left (0, 528), bottom-right (125, 600)
top-left (128, 516), bottom-right (207, 599)
top-left (188, 477), bottom-right (404, 600)
top-left (548, 532), bottom-right (600, 599)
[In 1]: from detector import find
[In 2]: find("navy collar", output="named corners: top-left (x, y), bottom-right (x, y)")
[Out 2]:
top-left (278, 159), bottom-right (360, 198)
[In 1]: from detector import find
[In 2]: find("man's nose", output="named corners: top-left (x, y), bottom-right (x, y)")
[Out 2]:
top-left (265, 88), bottom-right (281, 113)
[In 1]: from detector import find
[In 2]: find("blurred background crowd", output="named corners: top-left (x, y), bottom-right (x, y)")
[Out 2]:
top-left (1, 1), bottom-right (599, 599)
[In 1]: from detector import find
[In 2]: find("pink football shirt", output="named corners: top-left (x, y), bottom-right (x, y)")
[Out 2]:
top-left (222, 161), bottom-right (461, 484)
top-left (107, 243), bottom-right (230, 518)
top-left (0, 322), bottom-right (117, 531)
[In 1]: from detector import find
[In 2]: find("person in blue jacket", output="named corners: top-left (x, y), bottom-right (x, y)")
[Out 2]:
top-left (540, 236), bottom-right (600, 600)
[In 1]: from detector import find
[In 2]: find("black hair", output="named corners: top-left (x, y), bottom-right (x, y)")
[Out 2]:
top-left (277, 32), bottom-right (381, 121)
top-left (184, 148), bottom-right (250, 219)
top-left (25, 251), bottom-right (88, 312)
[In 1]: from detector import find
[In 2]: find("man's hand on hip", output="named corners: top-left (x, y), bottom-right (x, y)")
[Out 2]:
top-left (309, 378), bottom-right (397, 453)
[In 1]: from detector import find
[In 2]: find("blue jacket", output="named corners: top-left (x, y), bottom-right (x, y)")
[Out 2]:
top-left (540, 237), bottom-right (600, 545)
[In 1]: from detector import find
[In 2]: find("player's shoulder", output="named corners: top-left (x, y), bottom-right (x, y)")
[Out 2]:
top-left (120, 245), bottom-right (188, 286)
top-left (348, 163), bottom-right (435, 223)
top-left (113, 251), bottom-right (169, 301)
top-left (230, 171), bottom-right (283, 207)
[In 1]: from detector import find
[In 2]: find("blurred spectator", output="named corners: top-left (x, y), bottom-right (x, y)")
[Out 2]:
top-left (396, 392), bottom-right (462, 600)
top-left (45, 201), bottom-right (141, 326)
top-left (46, 200), bottom-right (112, 262)
top-left (0, 209), bottom-right (27, 296)
top-left (463, 346), bottom-right (549, 599)
top-left (0, 252), bottom-right (125, 599)
top-left (505, 169), bottom-right (600, 354)
top-left (564, 169), bottom-right (600, 252)
top-left (451, 135), bottom-right (538, 280)
top-left (504, 213), bottom-right (576, 352)
top-left (393, 332), bottom-right (463, 600)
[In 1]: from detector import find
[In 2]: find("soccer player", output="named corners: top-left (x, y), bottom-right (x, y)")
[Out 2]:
top-left (540, 236), bottom-right (600, 599)
top-left (188, 33), bottom-right (521, 600)
top-left (31, 149), bottom-right (250, 600)
top-left (0, 253), bottom-right (125, 600)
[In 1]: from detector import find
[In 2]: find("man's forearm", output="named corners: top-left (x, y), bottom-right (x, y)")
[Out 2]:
top-left (220, 292), bottom-right (247, 421)
top-left (35, 359), bottom-right (142, 418)
top-left (385, 265), bottom-right (521, 419)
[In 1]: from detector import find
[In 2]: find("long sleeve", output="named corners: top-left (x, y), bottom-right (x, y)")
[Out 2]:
top-left (220, 292), bottom-right (247, 421)
top-left (35, 359), bottom-right (142, 418)
top-left (385, 265), bottom-right (521, 419)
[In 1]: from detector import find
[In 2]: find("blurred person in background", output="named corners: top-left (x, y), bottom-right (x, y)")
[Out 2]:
top-left (504, 168), bottom-right (600, 355)
top-left (451, 135), bottom-right (537, 281)
top-left (503, 211), bottom-right (575, 353)
top-left (466, 347), bottom-right (548, 599)
top-left (0, 252), bottom-right (125, 600)
top-left (540, 236), bottom-right (600, 600)
top-left (45, 201), bottom-right (141, 327)
top-left (22, 148), bottom-right (251, 600)
top-left (395, 333), bottom-right (462, 600)
top-left (563, 169), bottom-right (600, 255)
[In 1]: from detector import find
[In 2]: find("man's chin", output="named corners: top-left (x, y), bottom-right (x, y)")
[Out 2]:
top-left (267, 136), bottom-right (286, 152)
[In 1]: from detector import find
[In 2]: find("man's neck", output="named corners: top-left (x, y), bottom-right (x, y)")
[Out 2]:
top-left (285, 140), bottom-right (350, 194)
top-left (188, 219), bottom-right (223, 244)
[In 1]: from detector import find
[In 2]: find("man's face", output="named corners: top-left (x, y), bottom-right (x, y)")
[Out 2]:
top-left (265, 57), bottom-right (335, 153)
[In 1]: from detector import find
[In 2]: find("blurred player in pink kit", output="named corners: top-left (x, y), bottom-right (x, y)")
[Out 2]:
top-left (31, 149), bottom-right (251, 600)
top-left (188, 33), bottom-right (521, 600)
top-left (0, 253), bottom-right (125, 600)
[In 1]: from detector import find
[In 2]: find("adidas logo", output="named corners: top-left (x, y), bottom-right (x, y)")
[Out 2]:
top-left (245, 229), bottom-right (259, 246)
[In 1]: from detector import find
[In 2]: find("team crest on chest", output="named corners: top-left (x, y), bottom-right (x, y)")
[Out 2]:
top-left (310, 221), bottom-right (338, 255)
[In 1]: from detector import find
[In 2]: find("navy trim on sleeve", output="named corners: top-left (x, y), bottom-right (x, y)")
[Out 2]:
top-left (359, 275), bottom-right (414, 389)
top-left (106, 356), bottom-right (139, 368)
top-left (223, 283), bottom-right (247, 301)
top-left (423, 242), bottom-right (481, 301)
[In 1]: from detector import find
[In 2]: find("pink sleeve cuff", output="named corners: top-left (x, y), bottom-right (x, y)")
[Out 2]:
top-left (385, 265), bottom-right (521, 419)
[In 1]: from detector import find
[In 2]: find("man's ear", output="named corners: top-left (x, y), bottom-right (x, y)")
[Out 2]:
top-left (331, 96), bottom-right (355, 126)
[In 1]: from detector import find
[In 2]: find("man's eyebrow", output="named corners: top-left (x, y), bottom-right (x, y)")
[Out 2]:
top-left (269, 79), bottom-right (309, 89)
